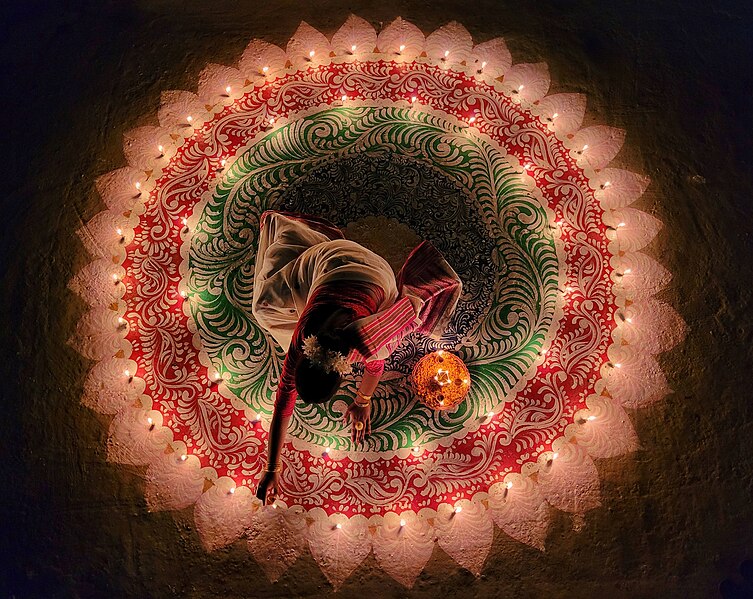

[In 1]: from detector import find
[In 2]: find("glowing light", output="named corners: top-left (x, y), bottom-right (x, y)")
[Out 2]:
top-left (116, 227), bottom-right (123, 236)
top-left (180, 454), bottom-right (188, 461)
top-left (565, 285), bottom-right (574, 293)
top-left (552, 112), bottom-right (559, 119)
top-left (486, 411), bottom-right (495, 419)
top-left (147, 417), bottom-right (153, 425)
top-left (336, 523), bottom-right (342, 529)
top-left (481, 61), bottom-right (487, 69)
top-left (186, 116), bottom-right (193, 123)
top-left (225, 85), bottom-right (231, 94)
top-left (157, 144), bottom-right (164, 153)
top-left (268, 117), bottom-right (275, 125)
top-left (624, 268), bottom-right (632, 274)
top-left (411, 95), bottom-right (417, 103)
top-left (468, 116), bottom-right (476, 124)
top-left (587, 415), bottom-right (597, 421)
top-left (229, 487), bottom-right (236, 495)
top-left (124, 369), bottom-right (131, 377)
top-left (351, 44), bottom-right (357, 53)
top-left (399, 44), bottom-right (406, 52)
top-left (324, 446), bottom-right (331, 454)
top-left (626, 317), bottom-right (633, 323)
top-left (615, 363), bottom-right (623, 368)
top-left (551, 452), bottom-right (559, 460)
top-left (518, 84), bottom-right (525, 91)
top-left (254, 413), bottom-right (261, 422)
top-left (134, 181), bottom-right (141, 190)
top-left (341, 94), bottom-right (347, 102)
top-left (309, 50), bottom-right (315, 58)
top-left (618, 222), bottom-right (626, 227)
top-left (444, 50), bottom-right (450, 58)
top-left (181, 217), bottom-right (188, 227)
top-left (603, 181), bottom-right (612, 188)
top-left (117, 316), bottom-right (125, 325)
top-left (399, 519), bottom-right (406, 527)
top-left (179, 290), bottom-right (187, 298)
top-left (214, 371), bottom-right (222, 381)
top-left (582, 144), bottom-right (589, 151)
top-left (112, 274), bottom-right (119, 282)
top-left (272, 502), bottom-right (277, 509)
top-left (262, 66), bottom-right (269, 73)
top-left (454, 506), bottom-right (462, 514)
top-left (506, 481), bottom-right (513, 490)
top-left (411, 446), bottom-right (420, 454)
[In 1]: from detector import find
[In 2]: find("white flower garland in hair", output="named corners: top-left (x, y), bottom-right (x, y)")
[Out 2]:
top-left (302, 335), bottom-right (353, 376)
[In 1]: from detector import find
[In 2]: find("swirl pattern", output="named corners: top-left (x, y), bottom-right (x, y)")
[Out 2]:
top-left (189, 106), bottom-right (560, 456)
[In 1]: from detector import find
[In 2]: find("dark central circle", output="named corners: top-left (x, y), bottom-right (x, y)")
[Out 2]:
top-left (277, 149), bottom-right (496, 374)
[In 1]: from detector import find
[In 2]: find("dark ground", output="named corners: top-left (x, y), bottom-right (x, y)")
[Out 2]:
top-left (1, 1), bottom-right (752, 597)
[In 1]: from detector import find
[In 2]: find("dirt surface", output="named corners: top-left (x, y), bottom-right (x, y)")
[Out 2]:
top-left (1, 1), bottom-right (752, 597)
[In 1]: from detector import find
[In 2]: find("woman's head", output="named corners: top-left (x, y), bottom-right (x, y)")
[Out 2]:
top-left (295, 306), bottom-right (355, 405)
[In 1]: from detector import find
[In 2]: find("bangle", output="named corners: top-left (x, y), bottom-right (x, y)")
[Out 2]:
top-left (265, 463), bottom-right (280, 473)
top-left (355, 390), bottom-right (372, 406)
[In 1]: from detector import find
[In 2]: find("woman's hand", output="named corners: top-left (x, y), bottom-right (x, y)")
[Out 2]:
top-left (255, 469), bottom-right (280, 505)
top-left (344, 401), bottom-right (371, 444)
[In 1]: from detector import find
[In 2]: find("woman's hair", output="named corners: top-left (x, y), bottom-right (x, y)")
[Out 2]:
top-left (295, 304), bottom-right (356, 405)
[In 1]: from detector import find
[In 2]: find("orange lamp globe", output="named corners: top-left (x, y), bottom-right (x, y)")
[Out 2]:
top-left (411, 350), bottom-right (471, 411)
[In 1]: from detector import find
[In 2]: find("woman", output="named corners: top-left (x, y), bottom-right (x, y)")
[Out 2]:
top-left (253, 211), bottom-right (461, 504)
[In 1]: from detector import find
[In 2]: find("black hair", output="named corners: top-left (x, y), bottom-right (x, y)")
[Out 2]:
top-left (294, 304), bottom-right (356, 405)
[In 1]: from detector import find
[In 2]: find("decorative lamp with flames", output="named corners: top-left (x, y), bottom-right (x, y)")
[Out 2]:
top-left (411, 350), bottom-right (471, 410)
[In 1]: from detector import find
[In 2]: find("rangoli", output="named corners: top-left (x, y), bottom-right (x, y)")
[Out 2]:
top-left (70, 16), bottom-right (686, 588)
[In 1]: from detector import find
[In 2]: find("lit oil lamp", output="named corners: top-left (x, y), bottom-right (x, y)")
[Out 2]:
top-left (411, 350), bottom-right (470, 410)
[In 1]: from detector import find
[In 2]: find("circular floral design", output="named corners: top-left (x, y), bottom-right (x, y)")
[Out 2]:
top-left (188, 105), bottom-right (560, 457)
top-left (70, 17), bottom-right (684, 588)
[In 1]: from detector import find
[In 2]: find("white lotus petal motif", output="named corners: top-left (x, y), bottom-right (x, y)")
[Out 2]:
top-left (537, 443), bottom-right (601, 513)
top-left (572, 125), bottom-right (626, 170)
top-left (287, 22), bottom-right (331, 68)
top-left (82, 356), bottom-right (139, 414)
top-left (107, 407), bottom-right (172, 465)
top-left (487, 476), bottom-right (550, 550)
top-left (145, 447), bottom-right (210, 511)
top-left (425, 21), bottom-right (473, 64)
top-left (195, 478), bottom-right (259, 551)
top-left (122, 128), bottom-right (165, 172)
top-left (607, 207), bottom-right (663, 252)
top-left (248, 505), bottom-right (308, 582)
top-left (238, 39), bottom-right (288, 78)
top-left (372, 511), bottom-right (435, 587)
top-left (307, 509), bottom-right (371, 589)
top-left (157, 90), bottom-right (205, 129)
top-left (615, 298), bottom-right (686, 355)
top-left (70, 306), bottom-right (125, 360)
top-left (377, 17), bottom-right (425, 61)
top-left (69, 258), bottom-right (124, 307)
top-left (433, 500), bottom-right (493, 576)
top-left (197, 64), bottom-right (244, 103)
top-left (331, 14), bottom-right (377, 56)
top-left (76, 209), bottom-right (132, 260)
top-left (615, 252), bottom-right (672, 300)
top-left (575, 396), bottom-right (640, 458)
top-left (468, 38), bottom-right (512, 78)
top-left (95, 166), bottom-right (145, 212)
top-left (593, 168), bottom-right (651, 208)
top-left (536, 93), bottom-right (586, 136)
top-left (605, 346), bottom-right (671, 408)
top-left (503, 62), bottom-right (550, 103)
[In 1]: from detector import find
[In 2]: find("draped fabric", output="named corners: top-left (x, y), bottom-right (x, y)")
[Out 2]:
top-left (252, 211), bottom-right (462, 417)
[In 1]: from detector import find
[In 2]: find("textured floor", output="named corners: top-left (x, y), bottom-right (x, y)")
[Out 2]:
top-left (1, 1), bottom-right (752, 597)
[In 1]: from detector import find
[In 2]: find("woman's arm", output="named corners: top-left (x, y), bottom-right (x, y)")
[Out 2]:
top-left (256, 408), bottom-right (292, 504)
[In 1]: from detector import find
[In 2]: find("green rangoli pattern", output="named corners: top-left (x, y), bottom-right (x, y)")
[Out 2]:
top-left (188, 105), bottom-right (561, 456)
